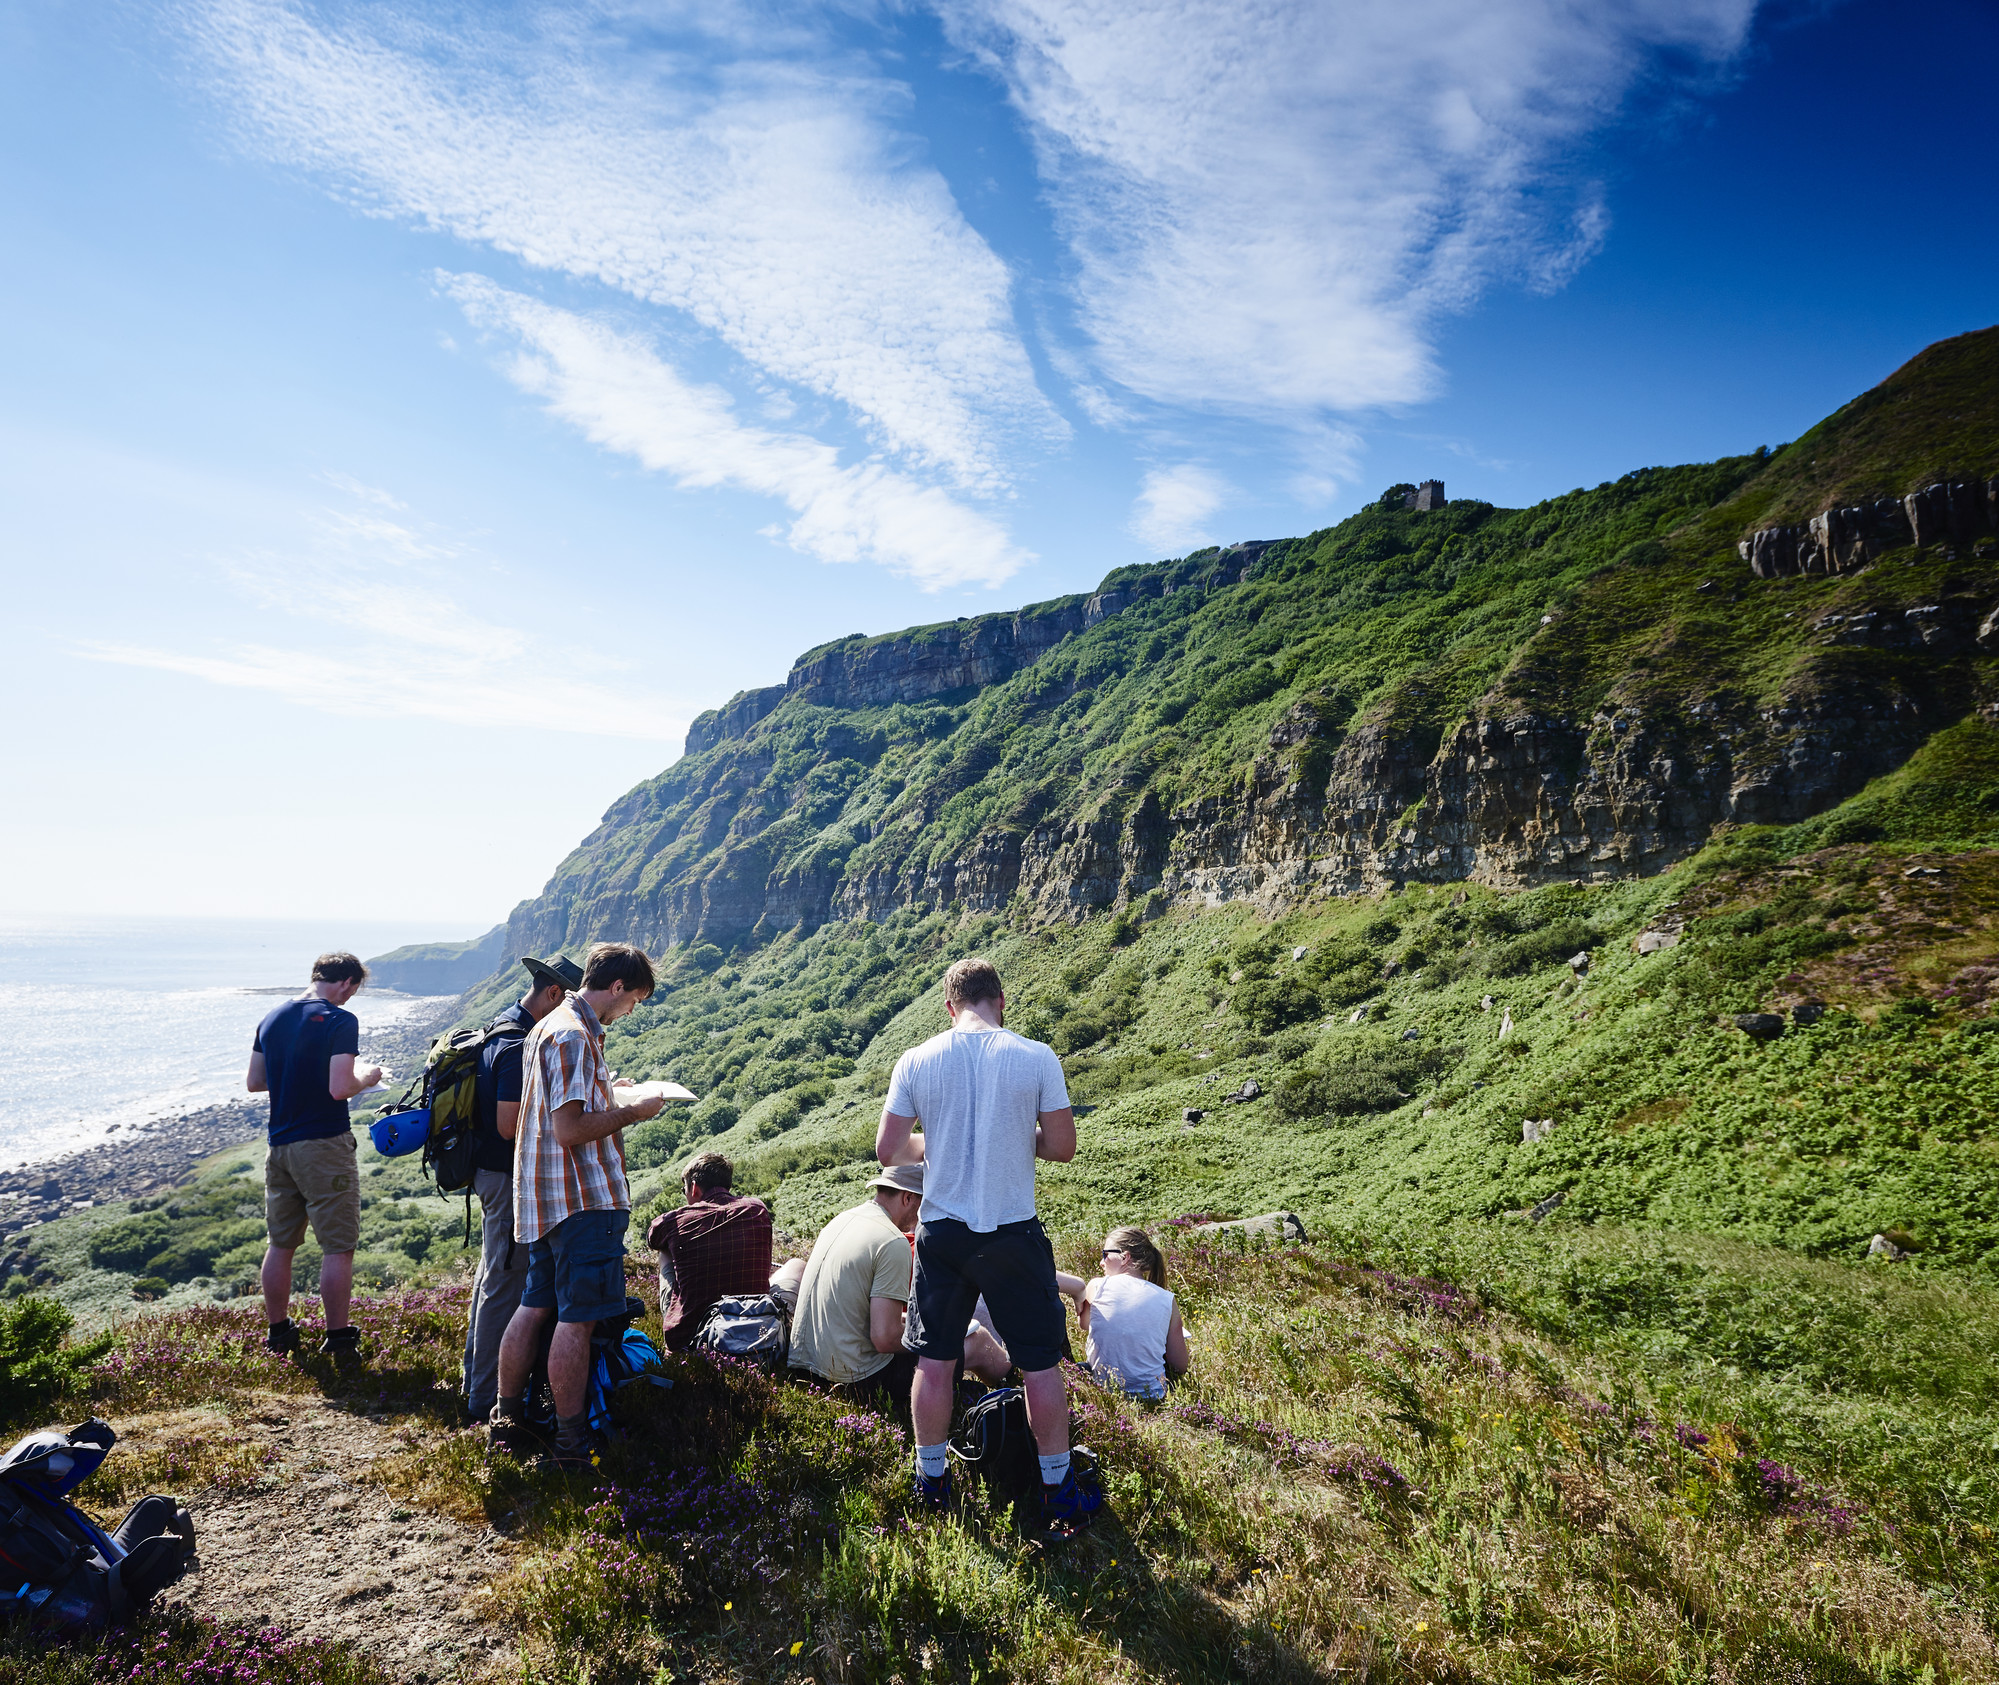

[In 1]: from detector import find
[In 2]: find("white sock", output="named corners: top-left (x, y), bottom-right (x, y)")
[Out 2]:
top-left (915, 1442), bottom-right (949, 1479)
top-left (1038, 1450), bottom-right (1071, 1487)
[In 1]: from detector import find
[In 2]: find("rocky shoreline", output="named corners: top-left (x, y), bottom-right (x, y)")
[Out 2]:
top-left (0, 1100), bottom-right (268, 1239)
top-left (0, 992), bottom-right (461, 1247)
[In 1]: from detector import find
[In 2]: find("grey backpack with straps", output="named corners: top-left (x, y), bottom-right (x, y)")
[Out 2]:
top-left (692, 1294), bottom-right (789, 1369)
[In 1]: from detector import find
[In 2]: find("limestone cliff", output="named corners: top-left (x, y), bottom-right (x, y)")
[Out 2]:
top-left (399, 330), bottom-right (1999, 979)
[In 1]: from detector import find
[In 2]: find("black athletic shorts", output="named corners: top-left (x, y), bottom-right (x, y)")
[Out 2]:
top-left (904, 1216), bottom-right (1069, 1375)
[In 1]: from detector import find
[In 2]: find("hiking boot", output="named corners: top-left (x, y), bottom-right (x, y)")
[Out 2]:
top-left (486, 1412), bottom-right (548, 1460)
top-left (546, 1442), bottom-right (600, 1475)
top-left (1039, 1460), bottom-right (1103, 1540)
top-left (321, 1326), bottom-right (362, 1363)
top-left (264, 1320), bottom-right (299, 1356)
top-left (914, 1467), bottom-right (952, 1512)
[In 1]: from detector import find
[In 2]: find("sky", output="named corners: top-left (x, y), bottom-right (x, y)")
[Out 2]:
top-left (2, 0), bottom-right (1994, 937)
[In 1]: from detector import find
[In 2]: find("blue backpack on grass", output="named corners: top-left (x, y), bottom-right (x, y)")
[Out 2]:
top-left (0, 1418), bottom-right (195, 1633)
top-left (517, 1296), bottom-right (672, 1439)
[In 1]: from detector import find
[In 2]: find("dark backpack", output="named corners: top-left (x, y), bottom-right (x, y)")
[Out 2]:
top-left (949, 1387), bottom-right (1042, 1513)
top-left (416, 1024), bottom-right (496, 1196)
top-left (379, 1017), bottom-right (524, 1242)
top-left (0, 1419), bottom-right (195, 1633)
top-left (518, 1297), bottom-right (672, 1438)
top-left (691, 1294), bottom-right (789, 1371)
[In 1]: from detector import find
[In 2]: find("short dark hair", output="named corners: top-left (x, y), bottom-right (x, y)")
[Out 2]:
top-left (311, 952), bottom-right (367, 985)
top-left (682, 1151), bottom-right (732, 1193)
top-left (582, 942), bottom-right (655, 996)
top-left (943, 956), bottom-right (1003, 1006)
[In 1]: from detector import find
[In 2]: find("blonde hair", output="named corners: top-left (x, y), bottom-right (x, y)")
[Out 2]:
top-left (1106, 1225), bottom-right (1166, 1288)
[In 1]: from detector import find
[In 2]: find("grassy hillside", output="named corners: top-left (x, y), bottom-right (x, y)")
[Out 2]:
top-left (1697, 325), bottom-right (1999, 532)
top-left (7, 332), bottom-right (1999, 1681)
top-left (5, 1192), bottom-right (1995, 1683)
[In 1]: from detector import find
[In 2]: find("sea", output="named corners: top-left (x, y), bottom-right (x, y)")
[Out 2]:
top-left (0, 914), bottom-right (463, 1171)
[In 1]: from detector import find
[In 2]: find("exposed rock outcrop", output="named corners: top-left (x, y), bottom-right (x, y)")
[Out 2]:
top-left (1738, 480), bottom-right (1999, 578)
top-left (680, 546), bottom-right (1272, 754)
top-left (1190, 1211), bottom-right (1308, 1244)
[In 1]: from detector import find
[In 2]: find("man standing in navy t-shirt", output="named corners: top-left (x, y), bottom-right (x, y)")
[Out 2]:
top-left (247, 951), bottom-right (384, 1358)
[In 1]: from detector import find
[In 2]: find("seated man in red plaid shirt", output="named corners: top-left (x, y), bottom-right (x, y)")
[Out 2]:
top-left (647, 1152), bottom-right (773, 1350)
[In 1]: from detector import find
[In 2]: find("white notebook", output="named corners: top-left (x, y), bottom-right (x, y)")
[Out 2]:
top-left (611, 1080), bottom-right (699, 1103)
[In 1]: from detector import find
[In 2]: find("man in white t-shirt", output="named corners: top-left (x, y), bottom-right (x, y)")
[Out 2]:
top-left (876, 956), bottom-right (1102, 1536)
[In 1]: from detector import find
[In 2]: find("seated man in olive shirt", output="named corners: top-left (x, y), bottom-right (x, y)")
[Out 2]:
top-left (647, 1151), bottom-right (772, 1350)
top-left (789, 1163), bottom-right (1010, 1412)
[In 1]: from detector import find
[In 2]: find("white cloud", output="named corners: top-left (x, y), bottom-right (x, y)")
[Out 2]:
top-left (1130, 463), bottom-right (1229, 553)
top-left (444, 273), bottom-right (1031, 590)
top-left (183, 0), bottom-right (1062, 492)
top-left (79, 639), bottom-right (684, 741)
top-left (940, 0), bottom-right (1757, 417)
top-left (79, 479), bottom-right (687, 741)
top-left (318, 472), bottom-right (406, 510)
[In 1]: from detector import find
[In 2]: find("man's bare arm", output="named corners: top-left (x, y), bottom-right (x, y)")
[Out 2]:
top-left (552, 1093), bottom-right (663, 1150)
top-left (876, 1109), bottom-right (925, 1167)
top-left (246, 1052), bottom-right (268, 1094)
top-left (1033, 1106), bottom-right (1076, 1163)
top-left (495, 1100), bottom-right (521, 1142)
top-left (328, 1052), bottom-right (385, 1101)
top-left (868, 1295), bottom-right (908, 1355)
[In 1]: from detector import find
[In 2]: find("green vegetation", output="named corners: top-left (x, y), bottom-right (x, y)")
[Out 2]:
top-left (14, 717), bottom-right (1987, 1679)
top-left (3, 1213), bottom-right (1993, 1681)
top-left (6, 333), bottom-right (1999, 1677)
top-left (12, 1142), bottom-right (491, 1334)
top-left (0, 1295), bottom-right (109, 1422)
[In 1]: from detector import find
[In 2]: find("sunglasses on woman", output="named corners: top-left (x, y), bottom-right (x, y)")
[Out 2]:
top-left (1101, 1248), bottom-right (1126, 1258)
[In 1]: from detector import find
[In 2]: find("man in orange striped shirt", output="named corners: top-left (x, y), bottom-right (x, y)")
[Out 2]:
top-left (489, 942), bottom-right (662, 1468)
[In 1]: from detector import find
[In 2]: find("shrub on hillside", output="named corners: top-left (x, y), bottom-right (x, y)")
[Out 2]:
top-left (1291, 939), bottom-right (1379, 1011)
top-left (1052, 1014), bottom-right (1105, 1054)
top-left (688, 1098), bottom-right (738, 1136)
top-left (1274, 1063), bottom-right (1405, 1119)
top-left (1483, 917), bottom-right (1595, 977)
top-left (87, 1213), bottom-right (173, 1274)
top-left (1233, 976), bottom-right (1319, 1033)
top-left (625, 1114), bottom-right (688, 1172)
top-left (0, 1295), bottom-right (110, 1425)
top-left (754, 1094), bottom-right (803, 1139)
top-left (1273, 1034), bottom-right (1454, 1123)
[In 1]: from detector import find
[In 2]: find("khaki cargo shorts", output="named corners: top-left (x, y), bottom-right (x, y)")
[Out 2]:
top-left (265, 1132), bottom-right (362, 1254)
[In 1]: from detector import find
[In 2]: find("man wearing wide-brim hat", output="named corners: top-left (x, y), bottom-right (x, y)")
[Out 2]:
top-left (461, 954), bottom-right (584, 1424)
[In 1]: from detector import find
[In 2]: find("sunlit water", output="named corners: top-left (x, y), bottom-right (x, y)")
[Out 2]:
top-left (0, 914), bottom-right (461, 1170)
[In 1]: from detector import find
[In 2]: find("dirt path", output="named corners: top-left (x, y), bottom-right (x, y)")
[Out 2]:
top-left (143, 1394), bottom-right (516, 1682)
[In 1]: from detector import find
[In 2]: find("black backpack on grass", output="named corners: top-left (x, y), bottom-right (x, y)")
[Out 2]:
top-left (0, 1419), bottom-right (195, 1633)
top-left (949, 1387), bottom-right (1042, 1514)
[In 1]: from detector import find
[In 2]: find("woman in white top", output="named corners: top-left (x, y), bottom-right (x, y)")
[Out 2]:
top-left (1056, 1226), bottom-right (1191, 1401)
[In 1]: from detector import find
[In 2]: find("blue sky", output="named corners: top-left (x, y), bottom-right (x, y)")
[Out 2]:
top-left (3, 0), bottom-right (1993, 932)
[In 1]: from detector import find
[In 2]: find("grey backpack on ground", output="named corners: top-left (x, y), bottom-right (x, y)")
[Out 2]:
top-left (692, 1293), bottom-right (789, 1369)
